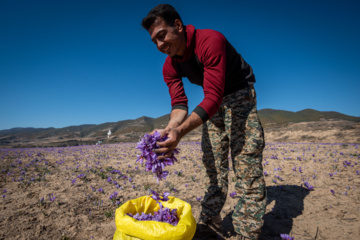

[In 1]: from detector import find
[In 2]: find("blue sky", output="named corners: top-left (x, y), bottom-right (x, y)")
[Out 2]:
top-left (1, 0), bottom-right (359, 130)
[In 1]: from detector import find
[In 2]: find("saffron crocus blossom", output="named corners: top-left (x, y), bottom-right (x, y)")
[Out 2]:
top-left (344, 160), bottom-right (352, 166)
top-left (136, 131), bottom-right (179, 182)
top-left (107, 177), bottom-right (112, 183)
top-left (151, 190), bottom-right (169, 202)
top-left (109, 191), bottom-right (118, 201)
top-left (331, 189), bottom-right (335, 195)
top-left (303, 181), bottom-right (314, 191)
top-left (280, 233), bottom-right (294, 240)
top-left (48, 193), bottom-right (56, 201)
top-left (77, 174), bottom-right (85, 179)
top-left (229, 191), bottom-right (237, 198)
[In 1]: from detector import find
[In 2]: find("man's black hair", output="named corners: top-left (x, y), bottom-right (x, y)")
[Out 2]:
top-left (141, 4), bottom-right (182, 30)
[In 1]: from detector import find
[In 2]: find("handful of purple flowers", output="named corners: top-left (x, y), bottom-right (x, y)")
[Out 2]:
top-left (136, 131), bottom-right (179, 182)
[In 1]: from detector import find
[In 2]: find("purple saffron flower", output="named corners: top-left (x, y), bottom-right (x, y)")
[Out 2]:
top-left (331, 189), bottom-right (335, 195)
top-left (196, 196), bottom-right (202, 201)
top-left (48, 193), bottom-right (56, 202)
top-left (280, 233), bottom-right (294, 240)
top-left (71, 179), bottom-right (76, 184)
top-left (151, 190), bottom-right (170, 202)
top-left (303, 181), bottom-right (314, 191)
top-left (229, 191), bottom-right (237, 198)
top-left (344, 160), bottom-right (352, 166)
top-left (109, 191), bottom-right (119, 201)
top-left (77, 174), bottom-right (85, 179)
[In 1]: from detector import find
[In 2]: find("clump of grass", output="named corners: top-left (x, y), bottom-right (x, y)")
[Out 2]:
top-left (143, 182), bottom-right (151, 191)
top-left (99, 171), bottom-right (107, 179)
top-left (164, 181), bottom-right (175, 192)
top-left (104, 209), bottom-right (114, 218)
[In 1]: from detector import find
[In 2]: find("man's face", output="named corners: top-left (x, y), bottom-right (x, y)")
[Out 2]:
top-left (148, 17), bottom-right (186, 57)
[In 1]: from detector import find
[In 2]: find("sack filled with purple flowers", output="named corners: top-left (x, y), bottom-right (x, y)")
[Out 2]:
top-left (113, 195), bottom-right (196, 240)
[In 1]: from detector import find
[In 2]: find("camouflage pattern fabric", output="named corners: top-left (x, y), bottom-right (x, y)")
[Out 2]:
top-left (200, 85), bottom-right (266, 240)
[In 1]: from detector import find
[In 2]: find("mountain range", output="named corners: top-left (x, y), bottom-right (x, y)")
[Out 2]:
top-left (1, 109), bottom-right (359, 148)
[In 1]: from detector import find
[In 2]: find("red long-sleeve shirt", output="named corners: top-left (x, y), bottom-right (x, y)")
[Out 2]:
top-left (163, 25), bottom-right (255, 122)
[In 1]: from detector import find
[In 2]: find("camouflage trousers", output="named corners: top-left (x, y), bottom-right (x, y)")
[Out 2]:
top-left (200, 85), bottom-right (266, 240)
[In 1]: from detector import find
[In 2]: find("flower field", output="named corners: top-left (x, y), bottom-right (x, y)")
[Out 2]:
top-left (0, 141), bottom-right (359, 239)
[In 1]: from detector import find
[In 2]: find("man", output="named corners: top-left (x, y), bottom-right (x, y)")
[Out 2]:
top-left (142, 4), bottom-right (266, 240)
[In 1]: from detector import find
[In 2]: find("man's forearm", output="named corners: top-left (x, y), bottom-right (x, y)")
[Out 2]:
top-left (177, 112), bottom-right (203, 138)
top-left (166, 109), bottom-right (188, 128)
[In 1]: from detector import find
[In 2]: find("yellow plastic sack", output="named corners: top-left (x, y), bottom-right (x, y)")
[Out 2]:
top-left (113, 195), bottom-right (196, 240)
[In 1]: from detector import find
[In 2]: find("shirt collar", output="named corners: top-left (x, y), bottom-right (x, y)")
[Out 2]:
top-left (172, 24), bottom-right (195, 62)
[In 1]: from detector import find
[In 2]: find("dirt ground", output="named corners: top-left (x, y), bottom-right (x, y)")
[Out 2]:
top-left (0, 141), bottom-right (359, 240)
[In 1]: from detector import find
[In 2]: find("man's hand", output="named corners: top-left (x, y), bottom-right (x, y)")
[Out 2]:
top-left (151, 112), bottom-right (203, 160)
top-left (150, 128), bottom-right (165, 137)
top-left (152, 127), bottom-right (181, 160)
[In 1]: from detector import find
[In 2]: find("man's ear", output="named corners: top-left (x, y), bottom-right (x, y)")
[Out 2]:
top-left (174, 19), bottom-right (183, 32)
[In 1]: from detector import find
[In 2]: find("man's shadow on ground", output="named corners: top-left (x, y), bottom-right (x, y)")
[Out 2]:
top-left (221, 185), bottom-right (310, 240)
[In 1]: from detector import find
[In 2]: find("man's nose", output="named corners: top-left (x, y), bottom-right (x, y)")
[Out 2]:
top-left (157, 40), bottom-right (164, 50)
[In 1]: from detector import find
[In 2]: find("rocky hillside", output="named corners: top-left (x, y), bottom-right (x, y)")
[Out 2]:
top-left (0, 109), bottom-right (359, 148)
